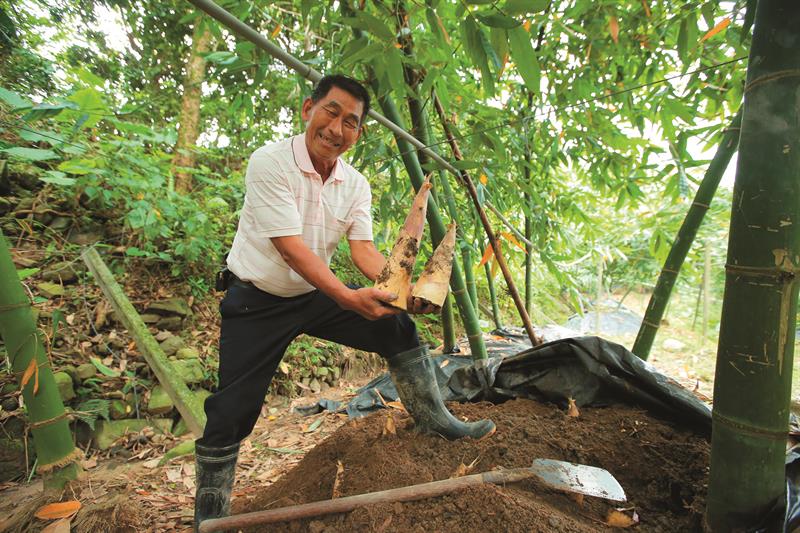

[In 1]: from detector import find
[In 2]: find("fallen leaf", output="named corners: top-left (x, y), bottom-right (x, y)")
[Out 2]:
top-left (606, 509), bottom-right (639, 528)
top-left (609, 16), bottom-right (619, 44)
top-left (142, 458), bottom-right (160, 469)
top-left (439, 359), bottom-right (450, 368)
top-left (332, 460), bottom-right (345, 498)
top-left (451, 455), bottom-right (480, 477)
top-left (303, 418), bottom-right (324, 433)
top-left (385, 401), bottom-right (406, 412)
top-left (567, 398), bottom-right (580, 417)
top-left (80, 458), bottom-right (97, 469)
top-left (700, 17), bottom-right (730, 43)
top-left (382, 414), bottom-right (397, 436)
top-left (40, 518), bottom-right (71, 533)
top-left (34, 501), bottom-right (81, 520)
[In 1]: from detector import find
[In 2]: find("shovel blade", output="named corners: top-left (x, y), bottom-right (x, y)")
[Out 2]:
top-left (530, 458), bottom-right (627, 502)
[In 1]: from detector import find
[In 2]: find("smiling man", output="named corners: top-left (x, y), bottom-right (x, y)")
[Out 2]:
top-left (193, 75), bottom-right (495, 531)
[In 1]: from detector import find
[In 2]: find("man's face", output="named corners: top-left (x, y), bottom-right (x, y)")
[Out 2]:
top-left (301, 86), bottom-right (364, 167)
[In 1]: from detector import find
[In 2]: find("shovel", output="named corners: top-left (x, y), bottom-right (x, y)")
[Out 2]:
top-left (198, 458), bottom-right (626, 533)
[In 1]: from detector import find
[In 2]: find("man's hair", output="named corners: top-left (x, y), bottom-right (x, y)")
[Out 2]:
top-left (309, 74), bottom-right (371, 123)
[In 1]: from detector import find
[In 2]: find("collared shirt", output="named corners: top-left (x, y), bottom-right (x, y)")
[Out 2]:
top-left (227, 133), bottom-right (373, 297)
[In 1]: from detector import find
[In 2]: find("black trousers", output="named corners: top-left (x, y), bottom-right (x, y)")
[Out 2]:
top-left (200, 283), bottom-right (420, 447)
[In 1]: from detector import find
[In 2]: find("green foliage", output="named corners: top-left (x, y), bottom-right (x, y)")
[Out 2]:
top-left (73, 398), bottom-right (111, 430)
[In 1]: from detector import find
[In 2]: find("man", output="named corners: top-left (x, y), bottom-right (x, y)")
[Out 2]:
top-left (194, 75), bottom-right (495, 529)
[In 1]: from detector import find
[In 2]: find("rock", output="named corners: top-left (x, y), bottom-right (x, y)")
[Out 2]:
top-left (48, 216), bottom-right (72, 232)
top-left (140, 314), bottom-right (161, 324)
top-left (147, 297), bottom-right (192, 317)
top-left (109, 399), bottom-right (131, 420)
top-left (76, 363), bottom-right (97, 381)
top-left (662, 338), bottom-right (686, 352)
top-left (310, 378), bottom-right (321, 393)
top-left (53, 371), bottom-right (75, 402)
top-left (67, 229), bottom-right (104, 246)
top-left (91, 419), bottom-right (172, 450)
top-left (37, 281), bottom-right (65, 298)
top-left (173, 359), bottom-right (205, 384)
top-left (41, 261), bottom-right (79, 284)
top-left (176, 347), bottom-right (200, 360)
top-left (1, 397), bottom-right (19, 411)
top-left (156, 316), bottom-right (183, 331)
top-left (160, 336), bottom-right (185, 356)
top-left (154, 330), bottom-right (173, 342)
top-left (62, 364), bottom-right (78, 383)
top-left (147, 385), bottom-right (174, 415)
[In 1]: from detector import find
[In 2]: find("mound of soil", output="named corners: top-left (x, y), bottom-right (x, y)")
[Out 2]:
top-left (234, 398), bottom-right (709, 532)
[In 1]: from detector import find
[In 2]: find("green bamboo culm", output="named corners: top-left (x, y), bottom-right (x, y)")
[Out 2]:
top-left (705, 2), bottom-right (800, 530)
top-left (485, 262), bottom-right (502, 330)
top-left (631, 109), bottom-right (742, 360)
top-left (0, 231), bottom-right (81, 488)
top-left (377, 96), bottom-right (488, 360)
top-left (439, 294), bottom-right (458, 353)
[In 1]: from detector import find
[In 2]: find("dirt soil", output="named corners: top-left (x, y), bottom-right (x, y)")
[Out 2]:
top-left (234, 398), bottom-right (710, 533)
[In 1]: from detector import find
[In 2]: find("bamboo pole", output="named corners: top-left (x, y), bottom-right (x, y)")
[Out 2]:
top-left (702, 243), bottom-right (711, 344)
top-left (439, 294), bottom-right (458, 353)
top-left (184, 0), bottom-right (525, 242)
top-left (82, 248), bottom-right (206, 436)
top-left (631, 109), bottom-right (742, 360)
top-left (0, 231), bottom-right (81, 488)
top-left (432, 93), bottom-right (542, 346)
top-left (485, 262), bottom-right (502, 330)
top-left (705, 2), bottom-right (800, 529)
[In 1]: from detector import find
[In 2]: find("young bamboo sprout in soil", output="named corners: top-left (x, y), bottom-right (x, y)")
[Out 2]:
top-left (374, 178), bottom-right (432, 310)
top-left (411, 222), bottom-right (456, 310)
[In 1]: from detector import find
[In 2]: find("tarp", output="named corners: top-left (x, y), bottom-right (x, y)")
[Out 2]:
top-left (298, 332), bottom-right (800, 531)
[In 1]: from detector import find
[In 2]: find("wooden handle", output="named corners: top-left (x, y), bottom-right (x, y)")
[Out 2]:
top-left (199, 468), bottom-right (535, 532)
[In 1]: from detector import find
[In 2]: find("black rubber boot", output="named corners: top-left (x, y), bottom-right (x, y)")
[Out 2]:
top-left (194, 441), bottom-right (239, 533)
top-left (386, 345), bottom-right (496, 440)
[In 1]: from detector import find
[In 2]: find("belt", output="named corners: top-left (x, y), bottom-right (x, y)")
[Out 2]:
top-left (230, 273), bottom-right (257, 290)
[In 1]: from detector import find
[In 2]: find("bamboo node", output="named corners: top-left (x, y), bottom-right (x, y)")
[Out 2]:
top-left (712, 410), bottom-right (787, 440)
top-left (721, 127), bottom-right (740, 133)
top-left (29, 412), bottom-right (69, 431)
top-left (661, 268), bottom-right (680, 275)
top-left (641, 319), bottom-right (661, 329)
top-left (744, 69), bottom-right (800, 94)
top-left (0, 301), bottom-right (31, 312)
top-left (691, 201), bottom-right (710, 209)
top-left (724, 264), bottom-right (798, 280)
top-left (37, 447), bottom-right (84, 473)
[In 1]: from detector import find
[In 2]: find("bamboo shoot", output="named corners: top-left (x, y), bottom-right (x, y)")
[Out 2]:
top-left (412, 223), bottom-right (457, 309)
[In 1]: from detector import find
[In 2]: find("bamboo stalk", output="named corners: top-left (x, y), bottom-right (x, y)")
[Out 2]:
top-left (82, 248), bottom-right (206, 436)
top-left (631, 109), bottom-right (742, 360)
top-left (0, 231), bottom-right (81, 488)
top-left (374, 179), bottom-right (432, 310)
top-left (485, 262), bottom-right (502, 330)
top-left (432, 93), bottom-right (542, 346)
top-left (440, 294), bottom-right (458, 353)
top-left (705, 2), bottom-right (800, 529)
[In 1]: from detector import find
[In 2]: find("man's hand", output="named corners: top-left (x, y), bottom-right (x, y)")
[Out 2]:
top-left (341, 287), bottom-right (402, 321)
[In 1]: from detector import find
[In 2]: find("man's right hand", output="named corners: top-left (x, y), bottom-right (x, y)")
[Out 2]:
top-left (340, 287), bottom-right (401, 321)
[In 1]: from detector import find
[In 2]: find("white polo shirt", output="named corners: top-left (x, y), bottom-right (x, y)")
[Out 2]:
top-left (227, 133), bottom-right (373, 297)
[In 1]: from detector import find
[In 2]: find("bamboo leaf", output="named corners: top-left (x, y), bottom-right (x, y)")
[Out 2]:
top-left (21, 102), bottom-right (75, 122)
top-left (461, 17), bottom-right (495, 95)
top-left (476, 13), bottom-right (521, 29)
top-left (500, 231), bottom-right (526, 252)
top-left (40, 518), bottom-right (71, 533)
top-left (1, 147), bottom-right (59, 161)
top-left (609, 16), bottom-right (619, 44)
top-left (89, 356), bottom-right (120, 377)
top-left (676, 18), bottom-right (688, 62)
top-left (341, 13), bottom-right (395, 42)
top-left (34, 501), bottom-right (82, 520)
top-left (503, 0), bottom-right (548, 15)
top-left (478, 245), bottom-right (494, 267)
top-left (700, 17), bottom-right (731, 43)
top-left (451, 160), bottom-right (481, 170)
top-left (20, 358), bottom-right (36, 391)
top-left (425, 7), bottom-right (450, 45)
top-left (0, 87), bottom-right (32, 110)
top-left (508, 26), bottom-right (540, 93)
